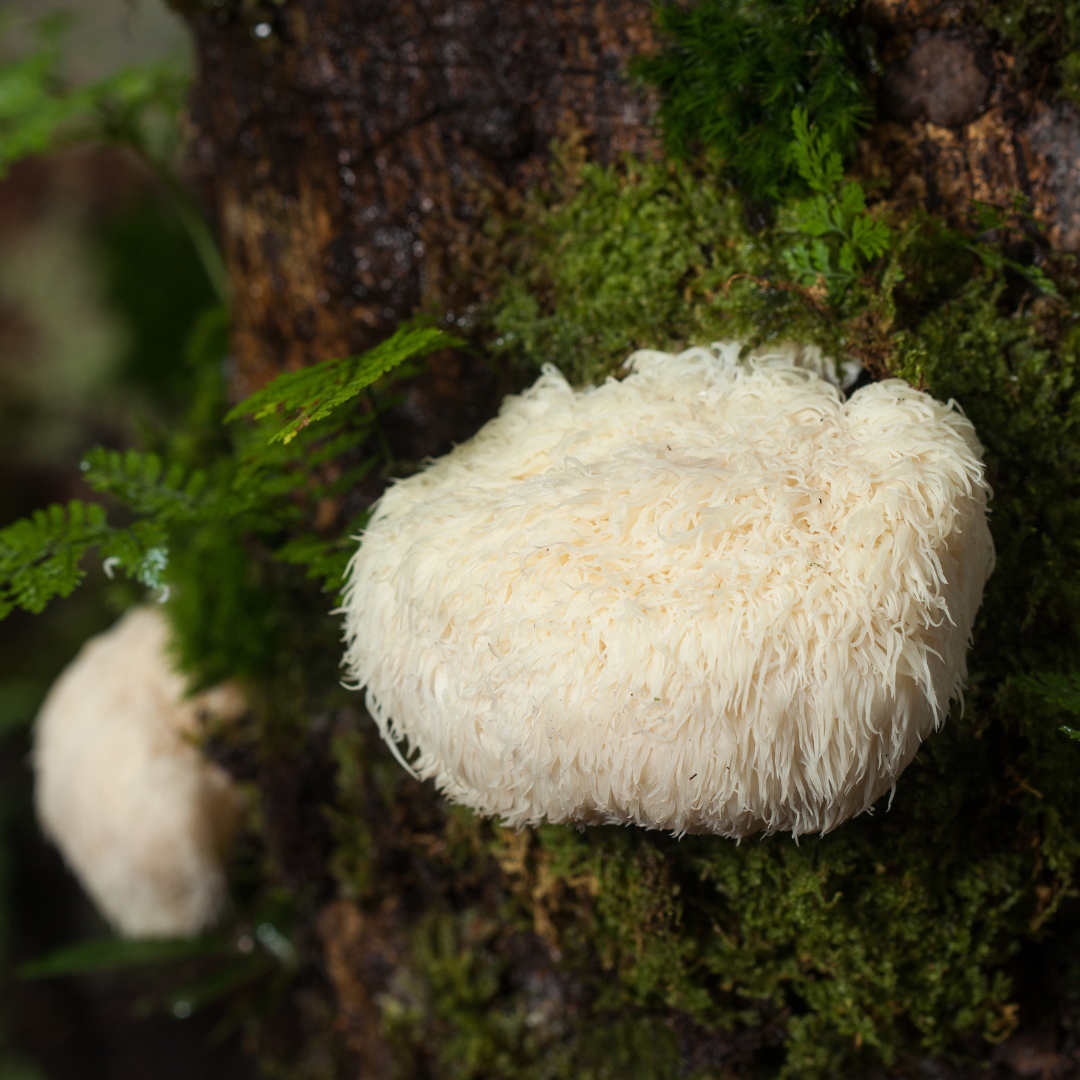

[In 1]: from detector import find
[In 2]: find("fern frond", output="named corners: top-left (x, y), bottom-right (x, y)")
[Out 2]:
top-left (1018, 672), bottom-right (1080, 714)
top-left (0, 501), bottom-right (112, 616)
top-left (226, 324), bottom-right (463, 445)
top-left (275, 511), bottom-right (370, 597)
top-left (781, 108), bottom-right (890, 303)
top-left (82, 447), bottom-right (208, 515)
top-left (632, 0), bottom-right (868, 200)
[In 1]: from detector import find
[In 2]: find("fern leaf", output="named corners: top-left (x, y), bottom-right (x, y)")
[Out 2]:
top-left (102, 520), bottom-right (170, 588)
top-left (20, 935), bottom-right (227, 979)
top-left (82, 447), bottom-right (207, 517)
top-left (1018, 672), bottom-right (1080, 714)
top-left (226, 324), bottom-right (463, 445)
top-left (275, 511), bottom-right (371, 596)
top-left (0, 501), bottom-right (112, 616)
top-left (851, 215), bottom-right (891, 260)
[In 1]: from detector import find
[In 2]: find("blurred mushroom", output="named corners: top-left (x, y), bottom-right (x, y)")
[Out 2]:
top-left (34, 606), bottom-right (246, 936)
top-left (343, 344), bottom-right (994, 838)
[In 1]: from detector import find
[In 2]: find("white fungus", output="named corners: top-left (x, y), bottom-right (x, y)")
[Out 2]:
top-left (343, 344), bottom-right (994, 838)
top-left (34, 606), bottom-right (245, 936)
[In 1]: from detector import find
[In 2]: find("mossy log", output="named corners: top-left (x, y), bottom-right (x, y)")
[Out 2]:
top-left (176, 1), bottom-right (1080, 1076)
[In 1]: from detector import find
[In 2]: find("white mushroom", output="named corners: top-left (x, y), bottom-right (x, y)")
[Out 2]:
top-left (34, 606), bottom-right (245, 937)
top-left (343, 344), bottom-right (994, 838)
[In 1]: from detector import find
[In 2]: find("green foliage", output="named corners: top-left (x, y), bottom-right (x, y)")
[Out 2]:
top-left (0, 319), bottom-right (451, 687)
top-left (490, 113), bottom-right (1066, 390)
top-left (327, 733), bottom-right (688, 1080)
top-left (490, 154), bottom-right (764, 386)
top-left (781, 108), bottom-right (890, 301)
top-left (0, 500), bottom-right (162, 618)
top-left (632, 0), bottom-right (868, 200)
top-left (0, 15), bottom-right (227, 304)
top-left (1019, 673), bottom-right (1080, 739)
top-left (96, 197), bottom-right (222, 414)
top-left (19, 935), bottom-right (227, 979)
top-left (227, 324), bottom-right (463, 444)
top-left (0, 15), bottom-right (188, 177)
top-left (522, 808), bottom-right (1031, 1074)
top-left (384, 908), bottom-right (684, 1080)
top-left (973, 0), bottom-right (1080, 103)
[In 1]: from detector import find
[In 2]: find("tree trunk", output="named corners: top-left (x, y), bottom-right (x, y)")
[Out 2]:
top-left (865, 0), bottom-right (1080, 252)
top-left (179, 1), bottom-right (1080, 1074)
top-left (186, 0), bottom-right (657, 379)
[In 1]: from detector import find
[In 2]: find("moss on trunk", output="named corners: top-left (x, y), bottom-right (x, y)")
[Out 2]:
top-left (159, 1), bottom-right (1080, 1076)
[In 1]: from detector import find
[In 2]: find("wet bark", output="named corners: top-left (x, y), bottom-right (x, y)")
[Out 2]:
top-left (183, 0), bottom-right (1080, 400)
top-left (864, 0), bottom-right (1080, 252)
top-left (185, 0), bottom-right (658, 400)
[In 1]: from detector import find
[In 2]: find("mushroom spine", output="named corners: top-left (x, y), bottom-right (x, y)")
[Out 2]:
top-left (33, 606), bottom-right (245, 936)
top-left (342, 344), bottom-right (994, 838)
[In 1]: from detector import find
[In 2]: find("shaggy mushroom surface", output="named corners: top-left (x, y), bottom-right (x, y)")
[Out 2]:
top-left (343, 345), bottom-right (994, 837)
top-left (34, 606), bottom-right (245, 936)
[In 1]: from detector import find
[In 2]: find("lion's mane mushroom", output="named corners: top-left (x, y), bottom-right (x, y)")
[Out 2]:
top-left (34, 606), bottom-right (245, 936)
top-left (343, 344), bottom-right (994, 838)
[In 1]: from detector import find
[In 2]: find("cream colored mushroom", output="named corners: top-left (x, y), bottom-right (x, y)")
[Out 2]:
top-left (34, 606), bottom-right (245, 936)
top-left (343, 344), bottom-right (994, 838)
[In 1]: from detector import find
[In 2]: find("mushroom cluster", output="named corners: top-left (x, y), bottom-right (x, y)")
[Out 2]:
top-left (34, 607), bottom-right (245, 937)
top-left (343, 344), bottom-right (994, 838)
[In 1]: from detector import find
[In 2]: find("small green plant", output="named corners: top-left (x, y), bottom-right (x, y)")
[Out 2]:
top-left (0, 14), bottom-right (188, 176)
top-left (780, 107), bottom-right (891, 302)
top-left (227, 324), bottom-right (461, 445)
top-left (0, 323), bottom-right (461, 665)
top-left (973, 0), bottom-right (1080, 103)
top-left (1018, 673), bottom-right (1080, 739)
top-left (632, 0), bottom-right (868, 200)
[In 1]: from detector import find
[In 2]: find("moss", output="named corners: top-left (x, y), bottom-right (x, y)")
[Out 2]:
top-left (472, 127), bottom-right (1080, 1074)
top-left (379, 908), bottom-right (682, 1080)
top-left (490, 156), bottom-right (803, 386)
top-left (632, 0), bottom-right (868, 201)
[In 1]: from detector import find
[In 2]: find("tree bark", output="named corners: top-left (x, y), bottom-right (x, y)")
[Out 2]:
top-left (186, 0), bottom-right (658, 392)
top-left (865, 0), bottom-right (1080, 251)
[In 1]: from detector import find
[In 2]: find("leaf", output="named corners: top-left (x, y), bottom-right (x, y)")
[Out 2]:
top-left (0, 17), bottom-right (187, 179)
top-left (972, 200), bottom-right (1008, 234)
top-left (1017, 672), bottom-right (1080, 714)
top-left (835, 181), bottom-right (867, 221)
top-left (226, 324), bottom-right (464, 444)
top-left (851, 214), bottom-right (891, 260)
top-left (0, 501), bottom-right (112, 617)
top-left (20, 936), bottom-right (228, 979)
top-left (275, 509), bottom-right (371, 597)
top-left (790, 106), bottom-right (844, 195)
top-left (82, 447), bottom-right (207, 516)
